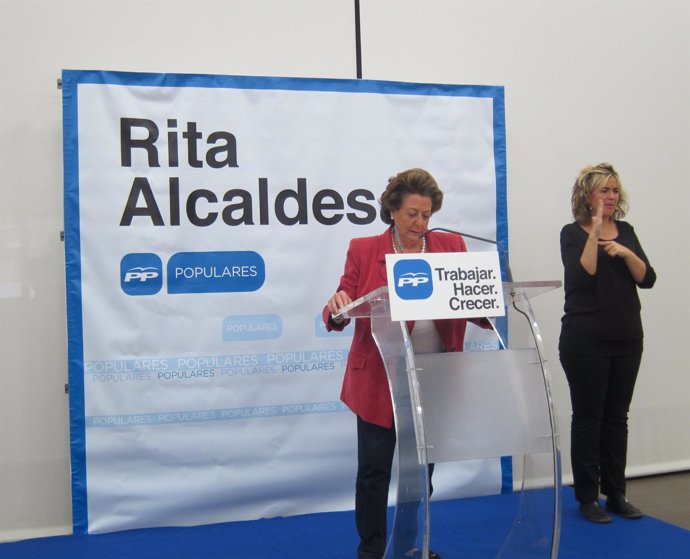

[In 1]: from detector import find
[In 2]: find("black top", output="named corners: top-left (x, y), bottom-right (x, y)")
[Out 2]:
top-left (559, 221), bottom-right (656, 354)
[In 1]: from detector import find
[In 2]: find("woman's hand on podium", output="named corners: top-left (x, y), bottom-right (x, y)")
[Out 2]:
top-left (328, 290), bottom-right (352, 324)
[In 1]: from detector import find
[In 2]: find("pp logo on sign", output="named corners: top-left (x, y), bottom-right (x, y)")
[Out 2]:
top-left (121, 253), bottom-right (163, 295)
top-left (393, 259), bottom-right (433, 300)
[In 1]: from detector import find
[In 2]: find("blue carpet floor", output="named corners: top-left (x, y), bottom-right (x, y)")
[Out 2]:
top-left (2, 487), bottom-right (688, 558)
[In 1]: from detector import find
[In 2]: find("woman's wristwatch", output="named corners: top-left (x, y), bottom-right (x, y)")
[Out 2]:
top-left (330, 313), bottom-right (344, 325)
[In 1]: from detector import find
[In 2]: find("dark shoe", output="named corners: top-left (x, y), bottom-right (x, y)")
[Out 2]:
top-left (403, 549), bottom-right (442, 559)
top-left (606, 495), bottom-right (643, 519)
top-left (579, 501), bottom-right (612, 523)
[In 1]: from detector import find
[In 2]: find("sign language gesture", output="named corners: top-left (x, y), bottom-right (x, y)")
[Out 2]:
top-left (580, 194), bottom-right (605, 275)
top-left (590, 193), bottom-right (605, 239)
top-left (599, 239), bottom-right (632, 259)
top-left (580, 178), bottom-right (647, 282)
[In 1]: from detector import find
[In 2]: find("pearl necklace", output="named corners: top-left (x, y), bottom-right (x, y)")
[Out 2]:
top-left (392, 232), bottom-right (426, 254)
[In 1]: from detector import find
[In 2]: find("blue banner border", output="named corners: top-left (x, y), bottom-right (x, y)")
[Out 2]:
top-left (61, 69), bottom-right (509, 533)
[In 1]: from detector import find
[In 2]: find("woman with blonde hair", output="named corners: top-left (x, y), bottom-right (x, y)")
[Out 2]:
top-left (559, 163), bottom-right (656, 523)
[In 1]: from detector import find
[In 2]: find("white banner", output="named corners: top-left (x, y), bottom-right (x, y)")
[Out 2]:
top-left (62, 70), bottom-right (508, 533)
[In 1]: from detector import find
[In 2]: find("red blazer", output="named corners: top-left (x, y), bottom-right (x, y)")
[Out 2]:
top-left (323, 227), bottom-right (481, 428)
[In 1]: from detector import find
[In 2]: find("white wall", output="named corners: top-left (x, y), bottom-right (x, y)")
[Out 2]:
top-left (1, 0), bottom-right (688, 542)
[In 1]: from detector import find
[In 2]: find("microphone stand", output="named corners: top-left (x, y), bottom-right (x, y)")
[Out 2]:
top-left (426, 227), bottom-right (524, 350)
top-left (425, 227), bottom-right (514, 286)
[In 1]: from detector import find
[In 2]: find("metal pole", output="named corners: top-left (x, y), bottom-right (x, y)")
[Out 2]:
top-left (354, 0), bottom-right (362, 78)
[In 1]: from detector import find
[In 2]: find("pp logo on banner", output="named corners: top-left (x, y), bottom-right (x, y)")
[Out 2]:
top-left (393, 259), bottom-right (433, 300)
top-left (121, 253), bottom-right (163, 295)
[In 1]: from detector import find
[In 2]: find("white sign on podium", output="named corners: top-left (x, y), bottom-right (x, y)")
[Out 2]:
top-left (385, 251), bottom-right (505, 321)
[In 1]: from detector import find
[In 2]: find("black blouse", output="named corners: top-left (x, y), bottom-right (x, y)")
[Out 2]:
top-left (559, 221), bottom-right (656, 354)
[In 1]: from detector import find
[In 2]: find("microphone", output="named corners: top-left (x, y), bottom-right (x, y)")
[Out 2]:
top-left (424, 227), bottom-right (514, 284)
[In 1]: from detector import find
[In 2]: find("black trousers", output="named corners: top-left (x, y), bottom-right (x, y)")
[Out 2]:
top-left (559, 343), bottom-right (642, 504)
top-left (355, 416), bottom-right (434, 559)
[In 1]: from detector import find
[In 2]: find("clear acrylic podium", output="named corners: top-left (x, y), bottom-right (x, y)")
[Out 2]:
top-left (338, 282), bottom-right (562, 559)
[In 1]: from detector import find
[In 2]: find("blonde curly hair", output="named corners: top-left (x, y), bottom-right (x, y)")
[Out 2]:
top-left (571, 162), bottom-right (628, 223)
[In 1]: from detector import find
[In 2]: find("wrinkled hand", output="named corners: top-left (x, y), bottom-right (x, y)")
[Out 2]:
top-left (599, 240), bottom-right (632, 260)
top-left (327, 290), bottom-right (352, 316)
